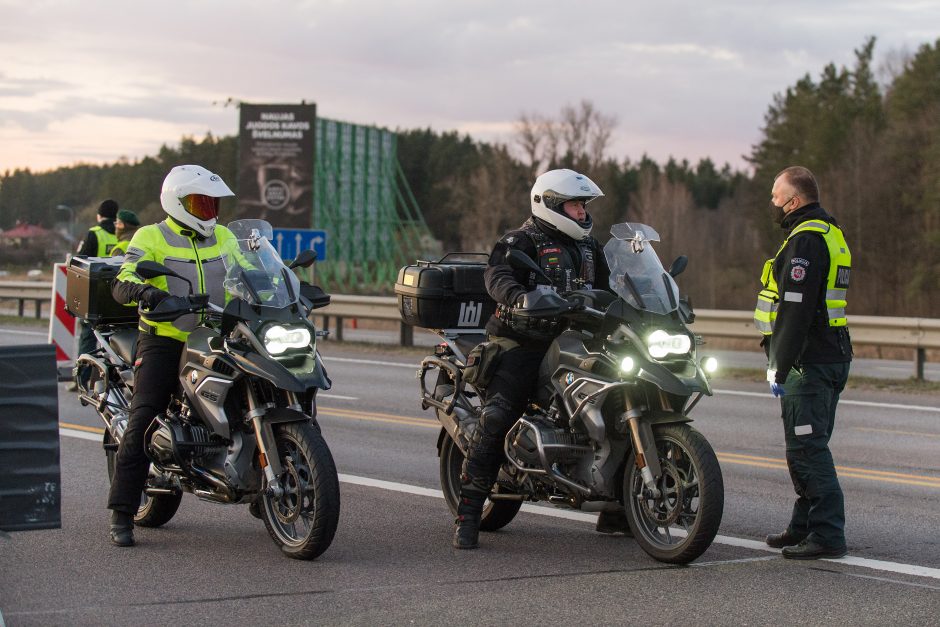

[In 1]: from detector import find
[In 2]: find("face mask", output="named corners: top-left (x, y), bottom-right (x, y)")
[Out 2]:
top-left (769, 196), bottom-right (793, 225)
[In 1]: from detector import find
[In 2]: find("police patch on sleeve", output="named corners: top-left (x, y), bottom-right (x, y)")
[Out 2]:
top-left (789, 265), bottom-right (806, 282)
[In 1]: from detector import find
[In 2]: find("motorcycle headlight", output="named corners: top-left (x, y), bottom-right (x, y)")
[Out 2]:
top-left (263, 324), bottom-right (311, 355)
top-left (620, 356), bottom-right (636, 374)
top-left (647, 329), bottom-right (692, 359)
top-left (702, 356), bottom-right (719, 374)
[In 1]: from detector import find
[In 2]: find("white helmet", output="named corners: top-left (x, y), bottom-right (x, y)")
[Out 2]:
top-left (160, 165), bottom-right (234, 238)
top-left (531, 168), bottom-right (603, 240)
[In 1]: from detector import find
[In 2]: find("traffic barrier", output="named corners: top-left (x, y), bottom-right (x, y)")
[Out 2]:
top-left (47, 263), bottom-right (76, 373)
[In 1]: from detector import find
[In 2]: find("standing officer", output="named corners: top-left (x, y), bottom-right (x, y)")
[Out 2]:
top-left (73, 199), bottom-right (120, 390)
top-left (454, 168), bottom-right (625, 549)
top-left (107, 165), bottom-right (236, 547)
top-left (110, 209), bottom-right (142, 256)
top-left (755, 166), bottom-right (852, 559)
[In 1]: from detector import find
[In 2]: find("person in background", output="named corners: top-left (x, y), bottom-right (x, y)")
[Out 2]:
top-left (111, 209), bottom-right (141, 256)
top-left (73, 199), bottom-right (120, 390)
top-left (755, 166), bottom-right (852, 560)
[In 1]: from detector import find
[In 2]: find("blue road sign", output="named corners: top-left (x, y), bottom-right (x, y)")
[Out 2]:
top-left (271, 228), bottom-right (327, 262)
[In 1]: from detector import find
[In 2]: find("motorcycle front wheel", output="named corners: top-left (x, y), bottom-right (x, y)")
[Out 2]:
top-left (105, 432), bottom-right (182, 528)
top-left (623, 423), bottom-right (724, 564)
top-left (261, 421), bottom-right (340, 560)
top-left (439, 434), bottom-right (521, 531)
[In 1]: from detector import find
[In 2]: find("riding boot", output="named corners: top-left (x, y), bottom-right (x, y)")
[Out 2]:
top-left (453, 486), bottom-right (485, 549)
top-left (109, 510), bottom-right (135, 547)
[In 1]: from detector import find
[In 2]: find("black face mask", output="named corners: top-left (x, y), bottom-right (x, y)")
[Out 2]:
top-left (769, 196), bottom-right (793, 225)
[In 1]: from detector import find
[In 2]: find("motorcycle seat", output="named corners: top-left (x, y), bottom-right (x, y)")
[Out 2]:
top-left (109, 328), bottom-right (138, 366)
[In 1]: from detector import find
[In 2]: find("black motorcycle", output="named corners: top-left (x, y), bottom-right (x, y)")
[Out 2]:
top-left (411, 223), bottom-right (724, 564)
top-left (73, 219), bottom-right (340, 560)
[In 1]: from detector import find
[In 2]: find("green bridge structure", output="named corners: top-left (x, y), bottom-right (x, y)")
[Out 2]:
top-left (312, 118), bottom-right (434, 293)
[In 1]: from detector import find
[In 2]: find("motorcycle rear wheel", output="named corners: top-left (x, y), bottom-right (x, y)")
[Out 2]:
top-left (261, 421), bottom-right (340, 560)
top-left (623, 423), bottom-right (724, 564)
top-left (439, 435), bottom-right (521, 531)
top-left (105, 433), bottom-right (182, 528)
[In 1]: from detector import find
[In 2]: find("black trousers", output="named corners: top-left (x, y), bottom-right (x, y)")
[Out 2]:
top-left (75, 321), bottom-right (98, 386)
top-left (107, 333), bottom-right (184, 514)
top-left (462, 342), bottom-right (546, 495)
top-left (781, 361), bottom-right (850, 548)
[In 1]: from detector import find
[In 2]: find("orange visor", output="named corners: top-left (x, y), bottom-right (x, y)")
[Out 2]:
top-left (180, 194), bottom-right (220, 220)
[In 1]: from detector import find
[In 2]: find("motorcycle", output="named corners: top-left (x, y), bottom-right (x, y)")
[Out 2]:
top-left (413, 223), bottom-right (724, 564)
top-left (73, 219), bottom-right (340, 560)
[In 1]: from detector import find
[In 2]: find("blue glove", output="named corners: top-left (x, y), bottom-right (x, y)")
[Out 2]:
top-left (769, 382), bottom-right (786, 397)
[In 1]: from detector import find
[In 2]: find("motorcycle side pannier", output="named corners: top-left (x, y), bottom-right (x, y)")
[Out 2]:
top-left (66, 256), bottom-right (138, 323)
top-left (395, 254), bottom-right (496, 330)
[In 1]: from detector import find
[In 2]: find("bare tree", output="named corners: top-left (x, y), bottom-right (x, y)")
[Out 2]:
top-left (514, 100), bottom-right (617, 176)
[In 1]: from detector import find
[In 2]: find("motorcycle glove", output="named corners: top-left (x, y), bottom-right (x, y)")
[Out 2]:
top-left (140, 287), bottom-right (170, 310)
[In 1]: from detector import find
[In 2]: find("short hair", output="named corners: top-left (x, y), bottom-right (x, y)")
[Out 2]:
top-left (775, 166), bottom-right (819, 203)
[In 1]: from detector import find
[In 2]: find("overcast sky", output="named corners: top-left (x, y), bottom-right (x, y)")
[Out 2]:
top-left (1, 0), bottom-right (938, 173)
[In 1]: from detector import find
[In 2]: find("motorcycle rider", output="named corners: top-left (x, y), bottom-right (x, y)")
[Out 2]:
top-left (454, 168), bottom-right (626, 549)
top-left (106, 165), bottom-right (236, 547)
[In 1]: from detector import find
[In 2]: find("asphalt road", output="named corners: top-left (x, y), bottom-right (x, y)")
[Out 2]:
top-left (1, 332), bottom-right (939, 625)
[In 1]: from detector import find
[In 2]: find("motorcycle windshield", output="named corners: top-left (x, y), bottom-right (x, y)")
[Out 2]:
top-left (221, 220), bottom-right (300, 309)
top-left (604, 222), bottom-right (680, 315)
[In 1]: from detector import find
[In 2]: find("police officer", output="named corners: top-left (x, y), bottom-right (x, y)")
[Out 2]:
top-left (454, 168), bottom-right (627, 550)
top-left (107, 165), bottom-right (237, 547)
top-left (755, 166), bottom-right (852, 560)
top-left (110, 209), bottom-right (141, 256)
top-left (73, 199), bottom-right (120, 390)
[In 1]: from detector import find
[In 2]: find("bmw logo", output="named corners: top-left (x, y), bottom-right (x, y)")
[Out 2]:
top-left (565, 373), bottom-right (575, 385)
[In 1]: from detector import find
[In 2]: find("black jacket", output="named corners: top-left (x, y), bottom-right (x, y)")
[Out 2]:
top-left (768, 203), bottom-right (853, 382)
top-left (76, 219), bottom-right (116, 256)
top-left (484, 216), bottom-right (610, 341)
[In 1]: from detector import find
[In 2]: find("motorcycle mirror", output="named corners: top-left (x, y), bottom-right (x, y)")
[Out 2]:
top-left (668, 255), bottom-right (688, 278)
top-left (288, 249), bottom-right (317, 270)
top-left (135, 260), bottom-right (194, 292)
top-left (506, 249), bottom-right (552, 284)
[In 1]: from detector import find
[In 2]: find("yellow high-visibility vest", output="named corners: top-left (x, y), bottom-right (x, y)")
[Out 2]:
top-left (754, 219), bottom-right (851, 335)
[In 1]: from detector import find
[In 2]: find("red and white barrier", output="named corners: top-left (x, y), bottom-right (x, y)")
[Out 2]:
top-left (47, 263), bottom-right (76, 366)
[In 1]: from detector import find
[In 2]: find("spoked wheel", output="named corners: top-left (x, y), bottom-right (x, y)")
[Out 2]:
top-left (623, 423), bottom-right (724, 564)
top-left (439, 433), bottom-right (521, 531)
top-left (105, 432), bottom-right (181, 528)
top-left (261, 422), bottom-right (340, 560)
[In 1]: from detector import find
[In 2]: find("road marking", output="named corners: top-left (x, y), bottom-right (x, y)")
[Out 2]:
top-left (57, 428), bottom-right (940, 581)
top-left (714, 388), bottom-right (940, 413)
top-left (59, 413), bottom-right (940, 489)
top-left (325, 356), bottom-right (418, 369)
top-left (0, 328), bottom-right (46, 336)
top-left (319, 393), bottom-right (359, 401)
top-left (852, 427), bottom-right (940, 439)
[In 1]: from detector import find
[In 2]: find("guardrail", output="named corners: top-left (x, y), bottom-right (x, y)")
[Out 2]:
top-left (4, 283), bottom-right (938, 379)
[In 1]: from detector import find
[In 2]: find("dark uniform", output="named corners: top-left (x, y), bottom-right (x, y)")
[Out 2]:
top-left (455, 216), bottom-right (610, 543)
top-left (759, 202), bottom-right (852, 554)
top-left (74, 216), bottom-right (118, 389)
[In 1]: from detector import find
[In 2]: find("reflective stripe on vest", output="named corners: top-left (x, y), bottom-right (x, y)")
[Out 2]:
top-left (753, 219), bottom-right (851, 335)
top-left (117, 220), bottom-right (235, 342)
top-left (91, 225), bottom-right (118, 256)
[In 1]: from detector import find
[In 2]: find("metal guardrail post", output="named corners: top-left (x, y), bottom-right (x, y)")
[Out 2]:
top-left (915, 348), bottom-right (926, 381)
top-left (335, 317), bottom-right (344, 342)
top-left (400, 322), bottom-right (413, 347)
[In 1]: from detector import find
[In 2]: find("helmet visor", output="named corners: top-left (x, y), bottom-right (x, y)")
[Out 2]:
top-left (180, 194), bottom-right (220, 221)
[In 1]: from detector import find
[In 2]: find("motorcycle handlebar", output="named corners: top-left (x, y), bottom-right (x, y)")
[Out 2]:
top-left (140, 293), bottom-right (211, 322)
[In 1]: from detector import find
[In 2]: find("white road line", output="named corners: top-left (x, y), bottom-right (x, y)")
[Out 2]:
top-left (319, 393), bottom-right (359, 401)
top-left (0, 328), bottom-right (46, 336)
top-left (714, 388), bottom-right (940, 413)
top-left (60, 429), bottom-right (940, 581)
top-left (325, 356), bottom-right (419, 369)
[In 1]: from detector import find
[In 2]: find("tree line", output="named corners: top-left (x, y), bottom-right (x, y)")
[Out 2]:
top-left (1, 37), bottom-right (937, 316)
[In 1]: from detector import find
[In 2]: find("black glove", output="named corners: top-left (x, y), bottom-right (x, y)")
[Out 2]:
top-left (140, 287), bottom-right (170, 310)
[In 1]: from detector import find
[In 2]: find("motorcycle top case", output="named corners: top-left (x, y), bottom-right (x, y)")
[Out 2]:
top-left (395, 254), bottom-right (496, 330)
top-left (66, 255), bottom-right (138, 323)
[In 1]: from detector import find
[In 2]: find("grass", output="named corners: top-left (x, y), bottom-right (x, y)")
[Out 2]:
top-left (0, 314), bottom-right (48, 328)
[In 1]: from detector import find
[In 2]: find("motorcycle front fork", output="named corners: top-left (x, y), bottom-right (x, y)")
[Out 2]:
top-left (624, 394), bottom-right (663, 499)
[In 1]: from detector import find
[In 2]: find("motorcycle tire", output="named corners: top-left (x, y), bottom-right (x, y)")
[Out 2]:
top-left (105, 433), bottom-right (182, 528)
top-left (622, 423), bottom-right (724, 564)
top-left (261, 421), bottom-right (340, 560)
top-left (439, 434), bottom-right (521, 532)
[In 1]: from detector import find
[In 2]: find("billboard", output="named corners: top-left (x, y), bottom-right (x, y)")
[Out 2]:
top-left (236, 103), bottom-right (317, 228)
